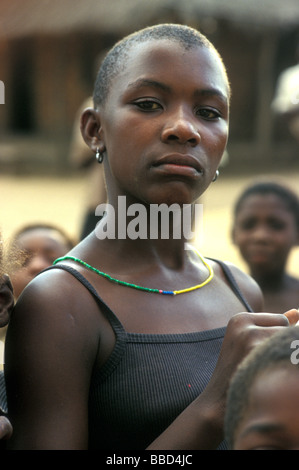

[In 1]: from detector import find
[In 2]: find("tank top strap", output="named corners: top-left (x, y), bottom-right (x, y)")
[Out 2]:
top-left (208, 258), bottom-right (254, 312)
top-left (41, 264), bottom-right (126, 335)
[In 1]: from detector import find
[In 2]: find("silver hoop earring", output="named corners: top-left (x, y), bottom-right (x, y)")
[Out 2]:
top-left (212, 170), bottom-right (219, 182)
top-left (95, 148), bottom-right (103, 164)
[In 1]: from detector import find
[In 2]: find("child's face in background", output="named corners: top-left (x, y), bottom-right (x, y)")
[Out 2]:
top-left (232, 193), bottom-right (299, 276)
top-left (233, 365), bottom-right (299, 450)
top-left (11, 228), bottom-right (70, 298)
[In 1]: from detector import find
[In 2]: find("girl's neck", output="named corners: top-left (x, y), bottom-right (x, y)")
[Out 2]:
top-left (95, 198), bottom-right (197, 267)
top-left (97, 234), bottom-right (192, 270)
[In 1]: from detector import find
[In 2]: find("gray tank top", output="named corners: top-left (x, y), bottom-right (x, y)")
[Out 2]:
top-left (47, 261), bottom-right (252, 449)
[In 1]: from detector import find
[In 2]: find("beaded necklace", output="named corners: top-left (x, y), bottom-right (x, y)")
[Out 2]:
top-left (53, 250), bottom-right (214, 296)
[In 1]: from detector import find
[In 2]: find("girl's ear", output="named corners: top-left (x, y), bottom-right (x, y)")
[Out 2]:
top-left (80, 107), bottom-right (105, 154)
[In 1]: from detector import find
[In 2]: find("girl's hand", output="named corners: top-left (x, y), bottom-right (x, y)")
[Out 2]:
top-left (284, 308), bottom-right (299, 325)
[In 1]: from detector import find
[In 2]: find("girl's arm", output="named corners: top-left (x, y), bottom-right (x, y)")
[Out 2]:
top-left (5, 269), bottom-right (100, 449)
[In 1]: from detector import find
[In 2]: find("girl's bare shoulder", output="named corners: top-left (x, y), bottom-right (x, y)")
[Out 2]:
top-left (211, 259), bottom-right (263, 312)
top-left (9, 266), bottom-right (104, 354)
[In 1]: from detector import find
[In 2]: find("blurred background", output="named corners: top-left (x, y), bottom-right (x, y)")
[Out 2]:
top-left (0, 0), bottom-right (299, 276)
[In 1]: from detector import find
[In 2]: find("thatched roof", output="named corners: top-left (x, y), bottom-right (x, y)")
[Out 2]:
top-left (1, 0), bottom-right (299, 39)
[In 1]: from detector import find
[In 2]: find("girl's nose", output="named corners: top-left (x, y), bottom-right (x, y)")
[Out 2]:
top-left (161, 108), bottom-right (201, 146)
top-left (252, 225), bottom-right (271, 242)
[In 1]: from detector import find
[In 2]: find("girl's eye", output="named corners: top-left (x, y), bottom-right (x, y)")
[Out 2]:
top-left (196, 108), bottom-right (221, 120)
top-left (240, 219), bottom-right (257, 230)
top-left (134, 100), bottom-right (161, 111)
top-left (268, 219), bottom-right (286, 231)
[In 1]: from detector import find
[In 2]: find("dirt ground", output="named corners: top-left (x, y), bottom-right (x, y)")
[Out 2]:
top-left (1, 167), bottom-right (299, 277)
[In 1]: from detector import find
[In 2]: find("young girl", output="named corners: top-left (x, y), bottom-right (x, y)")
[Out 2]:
top-left (5, 24), bottom-right (298, 450)
top-left (232, 181), bottom-right (299, 313)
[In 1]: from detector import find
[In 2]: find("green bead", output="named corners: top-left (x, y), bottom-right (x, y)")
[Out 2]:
top-left (53, 252), bottom-right (213, 296)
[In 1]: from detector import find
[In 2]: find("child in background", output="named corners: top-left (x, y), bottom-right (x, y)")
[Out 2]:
top-left (225, 326), bottom-right (299, 450)
top-left (8, 223), bottom-right (74, 299)
top-left (0, 233), bottom-right (14, 442)
top-left (232, 181), bottom-right (299, 313)
top-left (0, 235), bottom-right (15, 369)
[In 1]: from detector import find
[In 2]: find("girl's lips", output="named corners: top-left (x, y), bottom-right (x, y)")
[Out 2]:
top-left (152, 154), bottom-right (203, 178)
top-left (153, 163), bottom-right (202, 179)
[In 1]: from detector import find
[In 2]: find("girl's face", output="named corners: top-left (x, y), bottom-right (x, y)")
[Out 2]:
top-left (96, 40), bottom-right (229, 206)
top-left (11, 229), bottom-right (70, 298)
top-left (233, 193), bottom-right (299, 275)
top-left (234, 366), bottom-right (299, 450)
